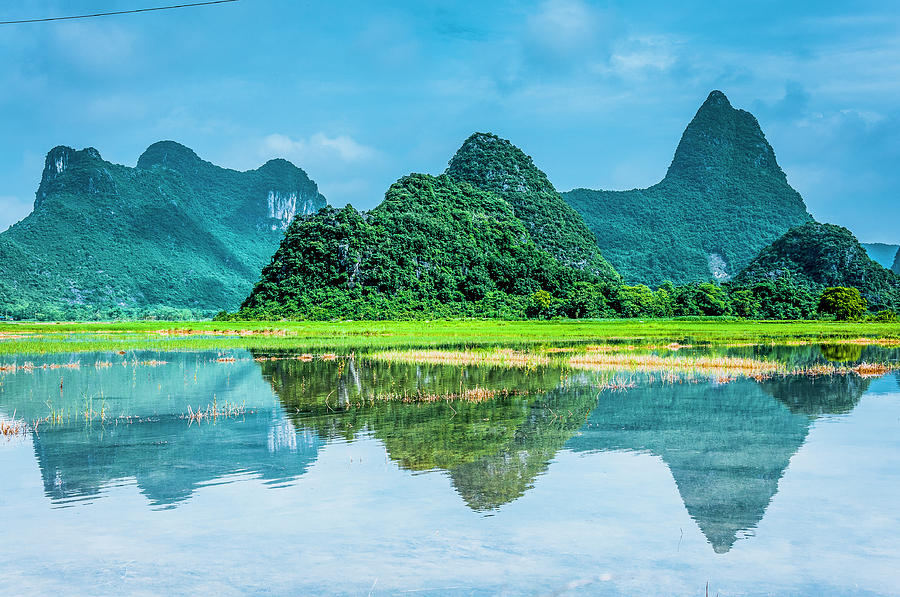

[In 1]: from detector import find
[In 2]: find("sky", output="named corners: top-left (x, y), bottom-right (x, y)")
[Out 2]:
top-left (1, 0), bottom-right (899, 242)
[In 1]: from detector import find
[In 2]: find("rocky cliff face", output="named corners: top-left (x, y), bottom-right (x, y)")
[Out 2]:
top-left (563, 90), bottom-right (813, 286)
top-left (0, 141), bottom-right (327, 318)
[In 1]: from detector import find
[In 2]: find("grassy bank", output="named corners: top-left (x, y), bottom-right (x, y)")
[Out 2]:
top-left (0, 319), bottom-right (898, 356)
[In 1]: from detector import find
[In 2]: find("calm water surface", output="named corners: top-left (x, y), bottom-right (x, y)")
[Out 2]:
top-left (1, 347), bottom-right (899, 596)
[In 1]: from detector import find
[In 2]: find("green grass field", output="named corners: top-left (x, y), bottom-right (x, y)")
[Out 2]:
top-left (0, 319), bottom-right (898, 356)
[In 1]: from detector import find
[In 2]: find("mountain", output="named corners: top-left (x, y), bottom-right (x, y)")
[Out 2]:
top-left (258, 356), bottom-right (579, 511)
top-left (567, 374), bottom-right (867, 553)
top-left (446, 132), bottom-right (620, 285)
top-left (562, 90), bottom-right (813, 286)
top-left (0, 142), bottom-right (326, 318)
top-left (238, 173), bottom-right (584, 319)
top-left (892, 249), bottom-right (900, 275)
top-left (261, 354), bottom-right (867, 552)
top-left (735, 222), bottom-right (900, 311)
top-left (861, 243), bottom-right (900, 268)
top-left (238, 134), bottom-right (620, 320)
top-left (0, 351), bottom-right (322, 508)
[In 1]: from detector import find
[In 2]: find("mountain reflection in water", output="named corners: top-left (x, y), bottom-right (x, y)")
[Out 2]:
top-left (0, 349), bottom-right (880, 553)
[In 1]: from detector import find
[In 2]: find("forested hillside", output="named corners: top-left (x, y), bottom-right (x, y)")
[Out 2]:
top-left (736, 222), bottom-right (900, 311)
top-left (235, 134), bottom-right (621, 320)
top-left (238, 173), bottom-right (592, 319)
top-left (563, 91), bottom-right (812, 286)
top-left (0, 142), bottom-right (326, 319)
top-left (446, 133), bottom-right (619, 285)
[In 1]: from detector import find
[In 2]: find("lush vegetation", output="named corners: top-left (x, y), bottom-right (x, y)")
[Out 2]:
top-left (236, 173), bottom-right (606, 319)
top-left (233, 134), bottom-right (623, 321)
top-left (1, 319), bottom-right (899, 356)
top-left (562, 90), bottom-right (812, 286)
top-left (817, 287), bottom-right (867, 321)
top-left (736, 222), bottom-right (900, 312)
top-left (0, 141), bottom-right (326, 319)
top-left (445, 132), bottom-right (619, 284)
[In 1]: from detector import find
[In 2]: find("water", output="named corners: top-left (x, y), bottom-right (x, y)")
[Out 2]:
top-left (1, 348), bottom-right (899, 595)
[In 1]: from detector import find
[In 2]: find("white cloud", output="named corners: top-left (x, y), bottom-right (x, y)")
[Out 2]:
top-left (609, 36), bottom-right (680, 76)
top-left (521, 0), bottom-right (617, 71)
top-left (527, 0), bottom-right (599, 52)
top-left (354, 17), bottom-right (421, 67)
top-left (262, 133), bottom-right (377, 164)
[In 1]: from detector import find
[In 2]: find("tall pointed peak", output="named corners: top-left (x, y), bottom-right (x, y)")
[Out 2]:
top-left (701, 89), bottom-right (732, 109)
top-left (665, 90), bottom-right (785, 183)
top-left (446, 132), bottom-right (555, 195)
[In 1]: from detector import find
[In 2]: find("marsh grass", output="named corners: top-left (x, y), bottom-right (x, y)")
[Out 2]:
top-left (366, 346), bottom-right (900, 386)
top-left (370, 349), bottom-right (550, 369)
top-left (185, 397), bottom-right (249, 424)
top-left (568, 352), bottom-right (781, 377)
top-left (1, 411), bottom-right (27, 438)
top-left (1, 319), bottom-right (899, 357)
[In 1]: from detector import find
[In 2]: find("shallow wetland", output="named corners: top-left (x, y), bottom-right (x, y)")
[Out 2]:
top-left (1, 323), bottom-right (899, 595)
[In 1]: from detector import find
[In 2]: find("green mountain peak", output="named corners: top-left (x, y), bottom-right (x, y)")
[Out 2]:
top-left (136, 140), bottom-right (203, 173)
top-left (736, 221), bottom-right (900, 311)
top-left (666, 89), bottom-right (786, 185)
top-left (446, 132), bottom-right (620, 284)
top-left (563, 90), bottom-right (812, 286)
top-left (0, 142), bottom-right (327, 318)
top-left (447, 132), bottom-right (556, 195)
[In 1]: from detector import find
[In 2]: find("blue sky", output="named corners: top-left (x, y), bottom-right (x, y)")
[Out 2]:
top-left (1, 0), bottom-right (899, 242)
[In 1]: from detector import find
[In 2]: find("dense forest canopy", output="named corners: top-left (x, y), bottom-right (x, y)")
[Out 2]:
top-left (735, 221), bottom-right (900, 312)
top-left (446, 132), bottom-right (620, 285)
top-left (237, 173), bottom-right (599, 319)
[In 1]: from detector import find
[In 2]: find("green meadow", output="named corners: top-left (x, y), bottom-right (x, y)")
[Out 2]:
top-left (0, 319), bottom-right (898, 357)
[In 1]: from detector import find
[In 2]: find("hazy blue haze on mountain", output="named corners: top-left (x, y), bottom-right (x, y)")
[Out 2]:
top-left (0, 142), bottom-right (326, 317)
top-left (862, 243), bottom-right (900, 268)
top-left (2, 1), bottom-right (900, 245)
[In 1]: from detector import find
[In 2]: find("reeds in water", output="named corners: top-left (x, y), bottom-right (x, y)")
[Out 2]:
top-left (370, 349), bottom-right (550, 368)
top-left (347, 387), bottom-right (527, 405)
top-left (184, 397), bottom-right (249, 424)
top-left (1, 411), bottom-right (27, 438)
top-left (568, 352), bottom-right (781, 378)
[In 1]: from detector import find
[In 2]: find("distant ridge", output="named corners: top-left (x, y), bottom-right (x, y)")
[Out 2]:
top-left (0, 142), bottom-right (326, 318)
top-left (861, 243), bottom-right (899, 269)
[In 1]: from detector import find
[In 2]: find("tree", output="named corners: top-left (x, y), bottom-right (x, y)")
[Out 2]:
top-left (817, 287), bottom-right (867, 321)
top-left (527, 289), bottom-right (554, 319)
top-left (612, 285), bottom-right (656, 318)
top-left (672, 283), bottom-right (730, 316)
top-left (562, 281), bottom-right (604, 318)
top-left (728, 288), bottom-right (760, 318)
